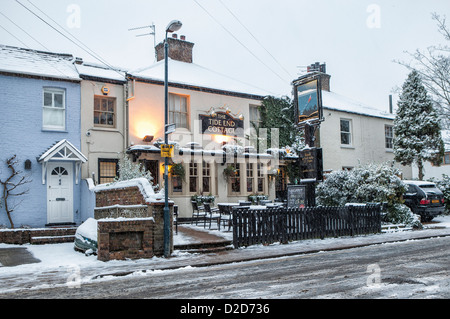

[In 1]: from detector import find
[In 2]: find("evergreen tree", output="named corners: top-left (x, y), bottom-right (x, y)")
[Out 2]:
top-left (114, 154), bottom-right (155, 187)
top-left (394, 70), bottom-right (445, 180)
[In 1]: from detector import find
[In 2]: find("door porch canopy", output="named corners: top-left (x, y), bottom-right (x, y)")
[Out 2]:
top-left (37, 139), bottom-right (87, 184)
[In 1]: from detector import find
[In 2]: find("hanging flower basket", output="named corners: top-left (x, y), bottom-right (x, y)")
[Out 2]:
top-left (223, 165), bottom-right (237, 182)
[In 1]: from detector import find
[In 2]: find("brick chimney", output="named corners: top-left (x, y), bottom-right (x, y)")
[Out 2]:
top-left (307, 62), bottom-right (331, 92)
top-left (155, 35), bottom-right (194, 63)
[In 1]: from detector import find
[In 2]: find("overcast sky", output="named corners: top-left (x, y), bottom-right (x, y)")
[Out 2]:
top-left (1, 0), bottom-right (449, 111)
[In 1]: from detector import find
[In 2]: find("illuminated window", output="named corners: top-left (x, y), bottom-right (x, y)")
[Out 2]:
top-left (246, 163), bottom-right (254, 193)
top-left (230, 163), bottom-right (241, 193)
top-left (98, 159), bottom-right (118, 184)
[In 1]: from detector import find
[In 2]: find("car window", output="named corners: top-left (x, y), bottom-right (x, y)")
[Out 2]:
top-left (419, 184), bottom-right (436, 189)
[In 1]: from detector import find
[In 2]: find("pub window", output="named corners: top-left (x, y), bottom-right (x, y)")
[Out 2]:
top-left (94, 96), bottom-right (116, 128)
top-left (340, 119), bottom-right (352, 146)
top-left (202, 161), bottom-right (211, 193)
top-left (43, 88), bottom-right (65, 130)
top-left (189, 162), bottom-right (198, 193)
top-left (230, 163), bottom-right (241, 193)
top-left (246, 163), bottom-right (254, 193)
top-left (257, 163), bottom-right (264, 193)
top-left (98, 159), bottom-right (118, 184)
top-left (169, 93), bottom-right (189, 129)
top-left (385, 125), bottom-right (393, 150)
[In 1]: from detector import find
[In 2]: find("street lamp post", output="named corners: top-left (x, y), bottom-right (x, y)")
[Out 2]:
top-left (163, 20), bottom-right (182, 258)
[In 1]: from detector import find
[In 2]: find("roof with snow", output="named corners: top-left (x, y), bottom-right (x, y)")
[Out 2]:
top-left (0, 45), bottom-right (80, 81)
top-left (75, 61), bottom-right (127, 83)
top-left (322, 91), bottom-right (394, 120)
top-left (128, 58), bottom-right (274, 99)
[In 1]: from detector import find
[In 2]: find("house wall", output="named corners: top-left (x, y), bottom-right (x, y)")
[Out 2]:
top-left (0, 74), bottom-right (81, 228)
top-left (319, 108), bottom-right (412, 179)
top-left (80, 80), bottom-right (126, 183)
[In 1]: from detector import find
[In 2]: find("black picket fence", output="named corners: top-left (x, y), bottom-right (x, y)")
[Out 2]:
top-left (232, 204), bottom-right (382, 248)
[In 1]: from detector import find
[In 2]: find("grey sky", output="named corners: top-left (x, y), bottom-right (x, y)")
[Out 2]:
top-left (1, 0), bottom-right (449, 111)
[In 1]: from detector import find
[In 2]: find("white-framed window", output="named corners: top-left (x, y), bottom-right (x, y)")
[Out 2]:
top-left (169, 93), bottom-right (189, 129)
top-left (385, 125), bottom-right (394, 150)
top-left (340, 119), bottom-right (352, 146)
top-left (43, 88), bottom-right (65, 130)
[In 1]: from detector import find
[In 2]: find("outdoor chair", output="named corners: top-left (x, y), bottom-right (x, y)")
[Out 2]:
top-left (203, 203), bottom-right (221, 230)
top-left (191, 200), bottom-right (206, 225)
top-left (218, 204), bottom-right (233, 232)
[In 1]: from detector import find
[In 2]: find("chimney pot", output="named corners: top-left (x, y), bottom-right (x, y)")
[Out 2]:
top-left (172, 33), bottom-right (178, 39)
top-left (180, 35), bottom-right (186, 41)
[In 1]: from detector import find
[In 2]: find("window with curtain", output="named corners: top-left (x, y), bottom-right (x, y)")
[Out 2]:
top-left (169, 93), bottom-right (189, 129)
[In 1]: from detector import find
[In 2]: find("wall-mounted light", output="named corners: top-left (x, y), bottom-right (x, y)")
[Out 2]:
top-left (143, 135), bottom-right (154, 142)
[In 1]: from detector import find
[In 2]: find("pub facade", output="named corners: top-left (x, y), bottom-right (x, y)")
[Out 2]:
top-left (125, 35), bottom-right (285, 219)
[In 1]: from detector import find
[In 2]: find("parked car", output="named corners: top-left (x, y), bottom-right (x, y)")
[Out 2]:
top-left (403, 180), bottom-right (445, 222)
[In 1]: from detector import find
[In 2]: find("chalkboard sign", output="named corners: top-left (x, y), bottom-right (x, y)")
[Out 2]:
top-left (287, 185), bottom-right (306, 209)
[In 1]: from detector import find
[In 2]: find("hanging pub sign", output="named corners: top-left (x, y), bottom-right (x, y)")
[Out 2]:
top-left (199, 111), bottom-right (244, 137)
top-left (299, 147), bottom-right (323, 181)
top-left (293, 76), bottom-right (323, 126)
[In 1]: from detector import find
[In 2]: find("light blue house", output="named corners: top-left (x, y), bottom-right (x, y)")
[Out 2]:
top-left (0, 45), bottom-right (86, 228)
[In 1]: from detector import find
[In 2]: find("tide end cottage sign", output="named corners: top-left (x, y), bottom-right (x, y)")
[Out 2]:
top-left (199, 111), bottom-right (244, 137)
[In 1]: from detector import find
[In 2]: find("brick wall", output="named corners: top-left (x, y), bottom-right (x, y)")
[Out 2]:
top-left (0, 227), bottom-right (76, 245)
top-left (97, 218), bottom-right (154, 262)
top-left (94, 184), bottom-right (173, 258)
top-left (96, 187), bottom-right (147, 207)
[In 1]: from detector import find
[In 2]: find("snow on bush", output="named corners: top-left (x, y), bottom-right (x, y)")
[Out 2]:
top-left (432, 174), bottom-right (450, 214)
top-left (316, 162), bottom-right (420, 226)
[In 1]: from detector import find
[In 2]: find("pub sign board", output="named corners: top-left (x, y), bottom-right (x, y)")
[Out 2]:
top-left (199, 111), bottom-right (244, 137)
top-left (287, 185), bottom-right (306, 209)
top-left (293, 76), bottom-right (323, 126)
top-left (299, 147), bottom-right (323, 181)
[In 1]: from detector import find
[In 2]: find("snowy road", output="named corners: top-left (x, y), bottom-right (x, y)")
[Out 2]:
top-left (1, 236), bottom-right (449, 300)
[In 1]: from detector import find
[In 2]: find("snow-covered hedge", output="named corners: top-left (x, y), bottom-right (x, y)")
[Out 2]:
top-left (316, 162), bottom-right (420, 226)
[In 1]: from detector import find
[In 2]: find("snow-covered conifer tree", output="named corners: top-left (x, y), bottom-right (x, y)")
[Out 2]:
top-left (114, 154), bottom-right (155, 188)
top-left (394, 70), bottom-right (445, 180)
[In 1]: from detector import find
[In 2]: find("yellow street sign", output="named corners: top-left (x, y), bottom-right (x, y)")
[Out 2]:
top-left (161, 144), bottom-right (174, 158)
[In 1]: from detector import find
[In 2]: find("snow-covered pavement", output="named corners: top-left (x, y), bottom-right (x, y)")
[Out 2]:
top-left (0, 216), bottom-right (449, 295)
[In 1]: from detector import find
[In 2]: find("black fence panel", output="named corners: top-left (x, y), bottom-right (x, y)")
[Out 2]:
top-left (232, 204), bottom-right (381, 248)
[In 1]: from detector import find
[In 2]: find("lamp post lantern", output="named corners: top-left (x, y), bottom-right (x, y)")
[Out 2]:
top-left (163, 20), bottom-right (182, 258)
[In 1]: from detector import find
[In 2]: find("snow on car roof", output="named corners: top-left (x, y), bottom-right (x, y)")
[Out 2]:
top-left (403, 180), bottom-right (436, 186)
